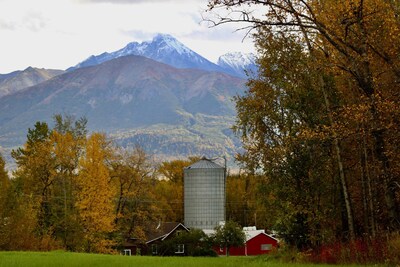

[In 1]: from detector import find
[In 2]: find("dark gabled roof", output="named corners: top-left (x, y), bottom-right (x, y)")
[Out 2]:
top-left (146, 222), bottom-right (189, 244)
top-left (161, 223), bottom-right (189, 241)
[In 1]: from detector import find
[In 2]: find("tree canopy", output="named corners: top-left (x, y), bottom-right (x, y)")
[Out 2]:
top-left (207, 0), bottom-right (400, 248)
top-left (212, 220), bottom-right (246, 256)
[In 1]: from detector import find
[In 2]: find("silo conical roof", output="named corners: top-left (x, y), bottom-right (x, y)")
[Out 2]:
top-left (185, 157), bottom-right (224, 169)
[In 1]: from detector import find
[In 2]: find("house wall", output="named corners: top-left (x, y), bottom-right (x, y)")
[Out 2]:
top-left (146, 224), bottom-right (189, 256)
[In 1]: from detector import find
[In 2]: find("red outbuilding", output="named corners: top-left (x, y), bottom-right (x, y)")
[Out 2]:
top-left (215, 227), bottom-right (279, 256)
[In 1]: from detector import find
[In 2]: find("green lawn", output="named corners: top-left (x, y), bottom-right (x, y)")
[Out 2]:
top-left (0, 251), bottom-right (379, 267)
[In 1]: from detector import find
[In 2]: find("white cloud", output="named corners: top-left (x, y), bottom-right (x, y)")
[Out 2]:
top-left (76, 0), bottom-right (201, 3)
top-left (0, 0), bottom-right (255, 73)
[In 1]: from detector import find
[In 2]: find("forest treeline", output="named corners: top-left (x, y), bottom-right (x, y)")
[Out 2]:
top-left (206, 0), bottom-right (400, 262)
top-left (0, 114), bottom-right (265, 253)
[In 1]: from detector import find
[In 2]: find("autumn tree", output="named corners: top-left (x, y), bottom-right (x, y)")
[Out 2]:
top-left (50, 114), bottom-right (87, 249)
top-left (0, 178), bottom-right (38, 250)
top-left (10, 115), bottom-right (89, 250)
top-left (111, 146), bottom-right (159, 243)
top-left (154, 158), bottom-right (199, 223)
top-left (207, 0), bottom-right (400, 244)
top-left (226, 171), bottom-right (268, 229)
top-left (231, 31), bottom-right (342, 247)
top-left (76, 133), bottom-right (116, 253)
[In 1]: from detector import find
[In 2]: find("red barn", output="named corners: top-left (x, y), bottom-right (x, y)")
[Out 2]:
top-left (215, 227), bottom-right (279, 256)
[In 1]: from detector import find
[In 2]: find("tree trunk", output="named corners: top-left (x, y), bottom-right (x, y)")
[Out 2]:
top-left (362, 132), bottom-right (376, 237)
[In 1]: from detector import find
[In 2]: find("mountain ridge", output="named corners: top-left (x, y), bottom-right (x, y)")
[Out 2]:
top-left (0, 55), bottom-right (246, 164)
top-left (0, 67), bottom-right (64, 98)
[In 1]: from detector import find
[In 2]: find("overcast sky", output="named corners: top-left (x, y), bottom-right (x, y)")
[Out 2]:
top-left (0, 0), bottom-right (256, 74)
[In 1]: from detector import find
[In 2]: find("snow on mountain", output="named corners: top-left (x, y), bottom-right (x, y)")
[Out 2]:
top-left (69, 34), bottom-right (259, 78)
top-left (217, 52), bottom-right (257, 78)
top-left (218, 52), bottom-right (256, 69)
top-left (118, 34), bottom-right (192, 56)
top-left (69, 34), bottom-right (224, 74)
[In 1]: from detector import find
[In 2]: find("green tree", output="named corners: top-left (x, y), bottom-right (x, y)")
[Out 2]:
top-left (0, 153), bottom-right (12, 248)
top-left (0, 153), bottom-right (9, 206)
top-left (11, 121), bottom-right (56, 239)
top-left (157, 229), bottom-right (216, 256)
top-left (212, 220), bottom-right (245, 256)
top-left (176, 229), bottom-right (215, 256)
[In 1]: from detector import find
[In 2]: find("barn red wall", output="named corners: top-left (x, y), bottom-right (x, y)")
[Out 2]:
top-left (214, 233), bottom-right (278, 256)
top-left (246, 233), bottom-right (278, 255)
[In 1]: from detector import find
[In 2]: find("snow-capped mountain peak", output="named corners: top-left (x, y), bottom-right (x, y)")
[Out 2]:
top-left (218, 52), bottom-right (256, 69)
top-left (69, 33), bottom-right (224, 73)
top-left (217, 52), bottom-right (257, 78)
top-left (151, 34), bottom-right (191, 55)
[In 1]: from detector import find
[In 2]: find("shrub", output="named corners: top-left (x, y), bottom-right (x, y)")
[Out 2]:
top-left (307, 235), bottom-right (400, 264)
top-left (387, 233), bottom-right (400, 264)
top-left (191, 247), bottom-right (217, 257)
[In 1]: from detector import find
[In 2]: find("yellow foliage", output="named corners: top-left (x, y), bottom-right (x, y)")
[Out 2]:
top-left (76, 133), bottom-right (116, 253)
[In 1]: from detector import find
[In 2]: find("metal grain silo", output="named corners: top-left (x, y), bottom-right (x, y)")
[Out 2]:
top-left (184, 157), bottom-right (226, 230)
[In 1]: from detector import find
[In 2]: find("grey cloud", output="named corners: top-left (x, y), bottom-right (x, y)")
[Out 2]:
top-left (186, 26), bottom-right (253, 42)
top-left (23, 12), bottom-right (47, 32)
top-left (0, 20), bottom-right (15, 30)
top-left (119, 29), bottom-right (156, 40)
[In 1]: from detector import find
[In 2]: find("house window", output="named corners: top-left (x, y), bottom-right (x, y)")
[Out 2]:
top-left (175, 244), bottom-right (185, 254)
top-left (261, 244), bottom-right (272, 251)
top-left (152, 244), bottom-right (158, 255)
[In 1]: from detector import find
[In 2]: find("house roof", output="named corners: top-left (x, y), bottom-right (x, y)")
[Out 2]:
top-left (146, 222), bottom-right (189, 244)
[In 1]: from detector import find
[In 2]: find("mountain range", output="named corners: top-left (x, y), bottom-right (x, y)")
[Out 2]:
top-left (0, 34), bottom-right (255, 167)
top-left (69, 34), bottom-right (256, 79)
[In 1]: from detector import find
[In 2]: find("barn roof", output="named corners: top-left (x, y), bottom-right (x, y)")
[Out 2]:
top-left (244, 229), bottom-right (279, 242)
top-left (245, 229), bottom-right (266, 241)
top-left (203, 227), bottom-right (279, 243)
top-left (185, 157), bottom-right (224, 169)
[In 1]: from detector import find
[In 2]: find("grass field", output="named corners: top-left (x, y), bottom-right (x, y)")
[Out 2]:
top-left (0, 251), bottom-right (381, 267)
